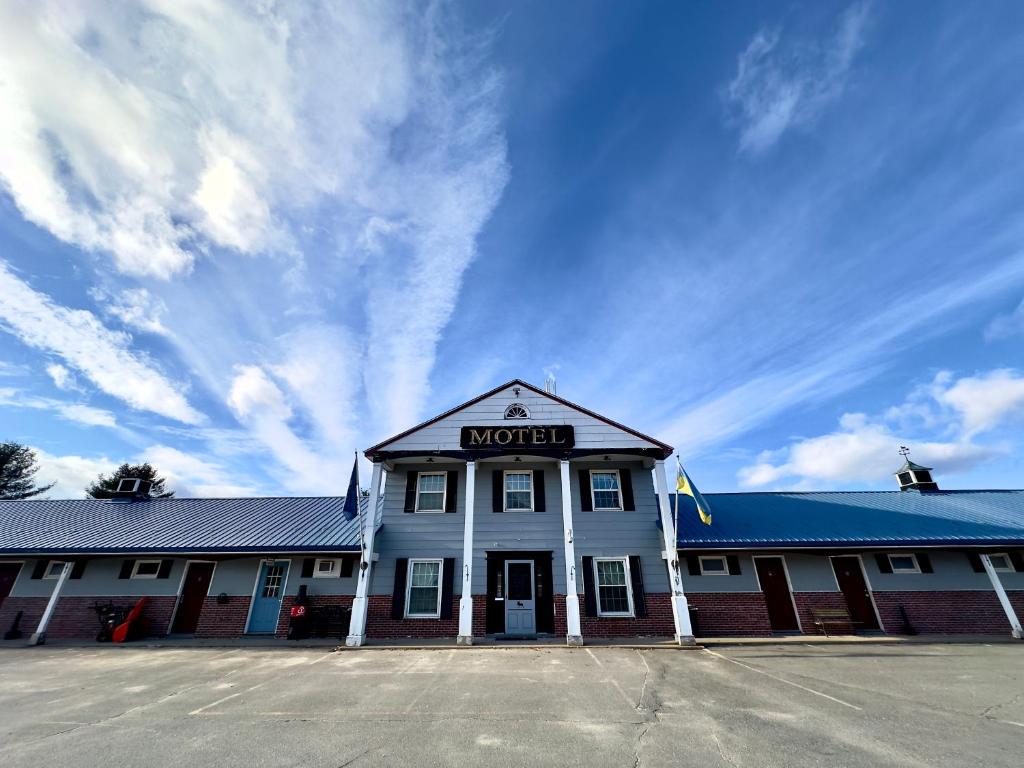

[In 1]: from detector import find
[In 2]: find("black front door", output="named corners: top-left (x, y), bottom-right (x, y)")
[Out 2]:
top-left (755, 557), bottom-right (799, 632)
top-left (172, 562), bottom-right (215, 634)
top-left (831, 556), bottom-right (880, 630)
top-left (0, 563), bottom-right (20, 609)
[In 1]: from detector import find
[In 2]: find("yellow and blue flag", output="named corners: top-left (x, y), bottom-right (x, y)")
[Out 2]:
top-left (676, 460), bottom-right (711, 526)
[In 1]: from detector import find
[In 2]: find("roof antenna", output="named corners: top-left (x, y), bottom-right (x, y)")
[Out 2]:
top-left (544, 372), bottom-right (557, 395)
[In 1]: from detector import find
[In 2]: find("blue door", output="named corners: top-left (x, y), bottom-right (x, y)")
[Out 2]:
top-left (248, 561), bottom-right (288, 633)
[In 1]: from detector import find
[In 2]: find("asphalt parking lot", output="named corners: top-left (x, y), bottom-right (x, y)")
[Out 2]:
top-left (0, 642), bottom-right (1021, 767)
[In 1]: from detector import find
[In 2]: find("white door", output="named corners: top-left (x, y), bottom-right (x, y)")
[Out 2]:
top-left (504, 560), bottom-right (536, 634)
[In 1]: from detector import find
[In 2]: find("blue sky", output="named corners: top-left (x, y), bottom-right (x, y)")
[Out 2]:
top-left (1, 1), bottom-right (1023, 497)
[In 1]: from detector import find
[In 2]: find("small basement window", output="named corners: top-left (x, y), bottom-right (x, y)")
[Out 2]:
top-left (131, 560), bottom-right (162, 579)
top-left (314, 559), bottom-right (338, 578)
top-left (406, 559), bottom-right (443, 618)
top-left (887, 554), bottom-right (921, 574)
top-left (594, 557), bottom-right (634, 617)
top-left (699, 556), bottom-right (728, 575)
top-left (504, 471), bottom-right (534, 511)
top-left (590, 470), bottom-right (623, 511)
top-left (42, 560), bottom-right (66, 579)
top-left (987, 553), bottom-right (1013, 573)
top-left (415, 472), bottom-right (447, 513)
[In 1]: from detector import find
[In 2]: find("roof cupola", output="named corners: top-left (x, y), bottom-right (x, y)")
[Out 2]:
top-left (894, 447), bottom-right (939, 491)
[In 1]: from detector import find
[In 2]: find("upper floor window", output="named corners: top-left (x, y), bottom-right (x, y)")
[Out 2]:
top-left (590, 470), bottom-right (622, 511)
top-left (886, 554), bottom-right (920, 574)
top-left (416, 472), bottom-right (447, 513)
top-left (504, 471), bottom-right (533, 511)
top-left (504, 403), bottom-right (530, 419)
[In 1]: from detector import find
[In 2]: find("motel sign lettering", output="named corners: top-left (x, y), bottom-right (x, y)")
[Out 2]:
top-left (459, 425), bottom-right (575, 450)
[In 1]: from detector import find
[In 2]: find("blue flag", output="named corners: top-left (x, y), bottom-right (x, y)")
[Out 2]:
top-left (342, 456), bottom-right (360, 521)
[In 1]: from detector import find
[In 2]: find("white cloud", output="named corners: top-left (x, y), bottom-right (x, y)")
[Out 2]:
top-left (984, 298), bottom-right (1024, 341)
top-left (0, 361), bottom-right (28, 377)
top-left (143, 444), bottom-right (262, 497)
top-left (737, 369), bottom-right (1024, 489)
top-left (0, 387), bottom-right (118, 429)
top-left (226, 365), bottom-right (292, 422)
top-left (726, 2), bottom-right (870, 154)
top-left (89, 287), bottom-right (170, 336)
top-left (32, 448), bottom-right (113, 499)
top-left (45, 363), bottom-right (78, 391)
top-left (0, 261), bottom-right (203, 424)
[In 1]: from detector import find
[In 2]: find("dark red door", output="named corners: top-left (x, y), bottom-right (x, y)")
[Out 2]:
top-left (171, 562), bottom-right (215, 634)
top-left (831, 556), bottom-right (880, 630)
top-left (0, 563), bottom-right (20, 608)
top-left (755, 557), bottom-right (799, 631)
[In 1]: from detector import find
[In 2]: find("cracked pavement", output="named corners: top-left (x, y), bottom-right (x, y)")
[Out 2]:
top-left (0, 643), bottom-right (1021, 766)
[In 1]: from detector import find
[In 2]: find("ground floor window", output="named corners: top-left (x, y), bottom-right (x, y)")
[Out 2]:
top-left (313, 558), bottom-right (338, 578)
top-left (987, 553), bottom-right (1013, 572)
top-left (406, 559), bottom-right (443, 618)
top-left (131, 560), bottom-right (162, 579)
top-left (886, 554), bottom-right (921, 574)
top-left (42, 560), bottom-right (66, 579)
top-left (594, 557), bottom-right (633, 617)
top-left (699, 555), bottom-right (728, 575)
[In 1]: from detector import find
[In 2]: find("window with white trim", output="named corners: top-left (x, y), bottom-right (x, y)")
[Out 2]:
top-left (504, 403), bottom-right (530, 419)
top-left (594, 557), bottom-right (633, 617)
top-left (590, 470), bottom-right (622, 511)
top-left (406, 559), bottom-right (443, 618)
top-left (131, 560), bottom-right (162, 579)
top-left (415, 472), bottom-right (447, 513)
top-left (699, 556), bottom-right (728, 576)
top-left (42, 560), bottom-right (66, 580)
top-left (314, 558), bottom-right (338, 578)
top-left (504, 471), bottom-right (533, 511)
top-left (987, 553), bottom-right (1013, 572)
top-left (887, 554), bottom-right (921, 574)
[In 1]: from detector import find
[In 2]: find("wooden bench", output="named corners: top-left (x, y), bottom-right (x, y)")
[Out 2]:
top-left (809, 607), bottom-right (858, 636)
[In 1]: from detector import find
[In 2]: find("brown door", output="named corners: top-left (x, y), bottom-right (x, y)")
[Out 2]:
top-left (171, 562), bottom-right (215, 634)
top-left (755, 557), bottom-right (799, 632)
top-left (831, 556), bottom-right (880, 630)
top-left (0, 563), bottom-right (20, 608)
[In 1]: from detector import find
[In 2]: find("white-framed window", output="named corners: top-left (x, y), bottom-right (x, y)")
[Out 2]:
top-left (504, 403), bottom-right (530, 419)
top-left (987, 553), bottom-right (1014, 573)
top-left (313, 558), bottom-right (338, 578)
top-left (594, 557), bottom-right (634, 617)
top-left (504, 470), bottom-right (534, 511)
top-left (415, 472), bottom-right (447, 513)
top-left (887, 553), bottom-right (921, 574)
top-left (131, 560), bottom-right (162, 579)
top-left (699, 555), bottom-right (729, 576)
top-left (590, 470), bottom-right (622, 511)
top-left (406, 559), bottom-right (443, 618)
top-left (42, 560), bottom-right (66, 580)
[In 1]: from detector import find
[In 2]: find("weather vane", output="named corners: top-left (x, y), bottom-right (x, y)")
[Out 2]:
top-left (898, 445), bottom-right (911, 458)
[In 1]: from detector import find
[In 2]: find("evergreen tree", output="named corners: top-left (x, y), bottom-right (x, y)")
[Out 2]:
top-left (0, 442), bottom-right (54, 500)
top-left (85, 462), bottom-right (174, 499)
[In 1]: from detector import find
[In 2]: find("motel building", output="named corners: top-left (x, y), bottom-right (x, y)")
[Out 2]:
top-left (1, 379), bottom-right (1022, 645)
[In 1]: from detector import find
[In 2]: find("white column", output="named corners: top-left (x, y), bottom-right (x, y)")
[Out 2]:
top-left (457, 461), bottom-right (477, 645)
top-left (559, 460), bottom-right (583, 646)
top-left (655, 459), bottom-right (695, 645)
top-left (981, 554), bottom-right (1023, 640)
top-left (346, 462), bottom-right (384, 647)
top-left (29, 561), bottom-right (72, 646)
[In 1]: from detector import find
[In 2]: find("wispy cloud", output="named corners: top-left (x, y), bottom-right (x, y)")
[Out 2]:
top-left (726, 2), bottom-right (870, 154)
top-left (984, 298), bottom-right (1024, 341)
top-left (0, 387), bottom-right (118, 429)
top-left (0, 261), bottom-right (203, 424)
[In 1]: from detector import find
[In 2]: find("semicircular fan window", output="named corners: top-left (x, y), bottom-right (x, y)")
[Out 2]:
top-left (504, 403), bottom-right (530, 420)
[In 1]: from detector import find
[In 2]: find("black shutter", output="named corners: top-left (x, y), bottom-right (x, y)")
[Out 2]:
top-left (492, 470), bottom-right (503, 512)
top-left (726, 555), bottom-right (742, 576)
top-left (70, 559), bottom-right (87, 579)
top-left (404, 472), bottom-right (418, 513)
top-left (391, 558), bottom-right (408, 619)
top-left (620, 469), bottom-right (634, 511)
top-left (916, 553), bottom-right (933, 573)
top-left (444, 471), bottom-right (458, 513)
top-left (30, 560), bottom-right (48, 580)
top-left (440, 558), bottom-right (456, 619)
top-left (157, 560), bottom-right (173, 579)
top-left (1009, 552), bottom-right (1024, 573)
top-left (340, 556), bottom-right (354, 577)
top-left (628, 556), bottom-right (647, 618)
top-left (118, 559), bottom-right (135, 579)
top-left (578, 470), bottom-right (593, 512)
top-left (875, 554), bottom-right (893, 574)
top-left (533, 470), bottom-right (546, 512)
top-left (536, 553), bottom-right (555, 633)
top-left (686, 555), bottom-right (700, 576)
top-left (301, 558), bottom-right (315, 578)
top-left (581, 556), bottom-right (597, 616)
top-left (967, 552), bottom-right (985, 572)
top-left (486, 554), bottom-right (504, 634)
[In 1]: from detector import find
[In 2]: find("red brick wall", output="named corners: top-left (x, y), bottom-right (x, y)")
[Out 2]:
top-left (872, 590), bottom-right (1024, 635)
top-left (686, 593), bottom-right (773, 636)
top-left (364, 594), bottom-right (487, 638)
top-left (193, 595), bottom-right (251, 638)
top-left (793, 592), bottom-right (853, 634)
top-left (0, 596), bottom-right (176, 640)
top-left (552, 593), bottom-right (677, 637)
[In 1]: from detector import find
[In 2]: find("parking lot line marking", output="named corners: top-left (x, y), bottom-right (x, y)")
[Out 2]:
top-left (189, 682), bottom-right (267, 716)
top-left (585, 648), bottom-right (639, 711)
top-left (703, 649), bottom-right (862, 711)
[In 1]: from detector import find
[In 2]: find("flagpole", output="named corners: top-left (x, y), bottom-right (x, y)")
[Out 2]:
top-left (353, 452), bottom-right (366, 561)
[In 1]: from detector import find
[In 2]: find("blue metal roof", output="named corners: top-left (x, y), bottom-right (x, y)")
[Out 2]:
top-left (0, 496), bottom-right (370, 555)
top-left (675, 490), bottom-right (1024, 548)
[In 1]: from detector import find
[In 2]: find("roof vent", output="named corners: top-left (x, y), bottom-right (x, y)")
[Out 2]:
top-left (111, 478), bottom-right (153, 501)
top-left (894, 447), bottom-right (938, 492)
